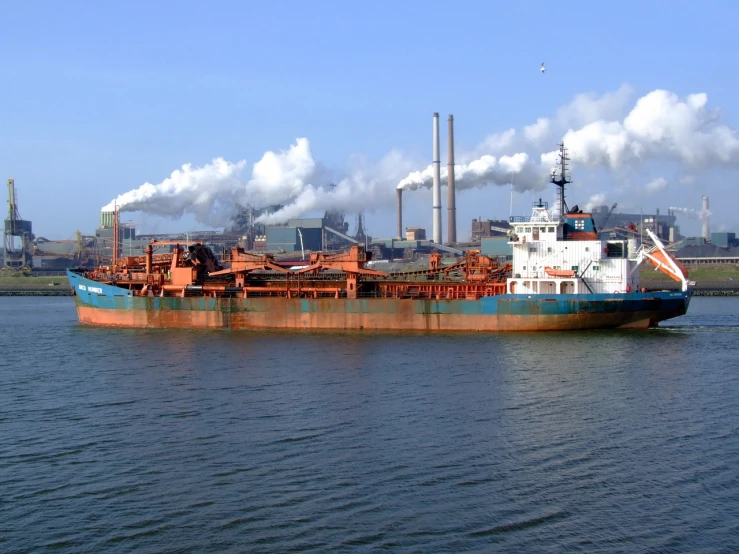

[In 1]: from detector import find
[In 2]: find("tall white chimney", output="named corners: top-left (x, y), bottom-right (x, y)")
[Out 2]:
top-left (702, 195), bottom-right (710, 240)
top-left (396, 188), bottom-right (403, 239)
top-left (432, 112), bottom-right (442, 244)
top-left (447, 114), bottom-right (456, 244)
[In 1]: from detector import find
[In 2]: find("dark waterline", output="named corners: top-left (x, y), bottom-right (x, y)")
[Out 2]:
top-left (1, 297), bottom-right (738, 552)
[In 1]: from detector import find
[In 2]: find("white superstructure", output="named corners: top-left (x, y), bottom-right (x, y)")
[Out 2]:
top-left (506, 200), bottom-right (640, 295)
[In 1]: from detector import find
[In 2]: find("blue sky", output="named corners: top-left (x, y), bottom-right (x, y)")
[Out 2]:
top-left (2, 0), bottom-right (738, 239)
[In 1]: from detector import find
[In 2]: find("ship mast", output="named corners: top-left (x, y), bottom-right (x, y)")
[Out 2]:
top-left (550, 142), bottom-right (571, 221)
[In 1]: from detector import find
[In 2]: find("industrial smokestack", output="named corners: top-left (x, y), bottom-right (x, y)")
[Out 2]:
top-left (432, 112), bottom-right (442, 244)
top-left (702, 195), bottom-right (710, 240)
top-left (447, 114), bottom-right (456, 244)
top-left (396, 188), bottom-right (403, 239)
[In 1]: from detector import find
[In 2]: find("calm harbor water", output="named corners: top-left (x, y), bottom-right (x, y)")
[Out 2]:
top-left (1, 297), bottom-right (738, 553)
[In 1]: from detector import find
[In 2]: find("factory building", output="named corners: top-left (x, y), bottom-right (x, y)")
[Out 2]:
top-left (264, 212), bottom-right (367, 256)
top-left (471, 218), bottom-right (511, 241)
top-left (405, 227), bottom-right (426, 241)
top-left (33, 233), bottom-right (97, 269)
top-left (711, 232), bottom-right (737, 248)
top-left (590, 204), bottom-right (680, 243)
top-left (480, 237), bottom-right (513, 259)
top-left (95, 211), bottom-right (149, 263)
top-left (267, 221), bottom-right (323, 253)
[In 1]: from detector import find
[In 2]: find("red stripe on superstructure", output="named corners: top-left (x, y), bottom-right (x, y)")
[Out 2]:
top-left (566, 231), bottom-right (598, 240)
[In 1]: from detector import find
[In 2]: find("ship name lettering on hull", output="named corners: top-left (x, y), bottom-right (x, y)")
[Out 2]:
top-left (78, 284), bottom-right (103, 294)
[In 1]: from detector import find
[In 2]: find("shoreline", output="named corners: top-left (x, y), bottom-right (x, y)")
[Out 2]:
top-left (691, 289), bottom-right (739, 296)
top-left (0, 290), bottom-right (73, 296)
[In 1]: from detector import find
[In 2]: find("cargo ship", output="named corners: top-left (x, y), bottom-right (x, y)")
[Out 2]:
top-left (68, 145), bottom-right (691, 331)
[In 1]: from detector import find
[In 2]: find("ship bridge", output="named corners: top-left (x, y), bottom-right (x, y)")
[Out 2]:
top-left (506, 192), bottom-right (640, 296)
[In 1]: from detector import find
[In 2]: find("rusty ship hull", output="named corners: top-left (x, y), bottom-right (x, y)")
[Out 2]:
top-left (68, 271), bottom-right (690, 332)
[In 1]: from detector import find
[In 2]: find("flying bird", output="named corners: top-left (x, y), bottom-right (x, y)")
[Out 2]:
top-left (540, 62), bottom-right (546, 73)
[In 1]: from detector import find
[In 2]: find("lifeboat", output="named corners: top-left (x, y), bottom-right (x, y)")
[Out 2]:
top-left (544, 266), bottom-right (576, 277)
top-left (645, 249), bottom-right (689, 283)
top-left (636, 229), bottom-right (690, 291)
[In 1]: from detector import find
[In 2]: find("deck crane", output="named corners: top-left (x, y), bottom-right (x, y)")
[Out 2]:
top-left (598, 203), bottom-right (618, 231)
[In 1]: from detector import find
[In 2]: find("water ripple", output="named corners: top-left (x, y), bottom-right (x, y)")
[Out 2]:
top-left (0, 296), bottom-right (738, 552)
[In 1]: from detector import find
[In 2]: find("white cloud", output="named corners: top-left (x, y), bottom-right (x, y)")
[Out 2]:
top-left (562, 121), bottom-right (636, 168)
top-left (556, 83), bottom-right (635, 128)
top-left (523, 118), bottom-right (550, 142)
top-left (584, 193), bottom-right (607, 212)
top-left (645, 177), bottom-right (668, 194)
top-left (477, 128), bottom-right (516, 155)
top-left (561, 89), bottom-right (739, 169)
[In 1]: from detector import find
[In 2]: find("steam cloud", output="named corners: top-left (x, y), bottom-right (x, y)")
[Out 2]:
top-left (397, 87), bottom-right (739, 195)
top-left (583, 193), bottom-right (607, 212)
top-left (256, 150), bottom-right (416, 225)
top-left (669, 206), bottom-right (711, 221)
top-left (396, 152), bottom-right (548, 192)
top-left (102, 85), bottom-right (739, 227)
top-left (102, 139), bottom-right (318, 227)
top-left (101, 158), bottom-right (246, 226)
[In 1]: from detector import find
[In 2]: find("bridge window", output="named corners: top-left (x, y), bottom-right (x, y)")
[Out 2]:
top-left (525, 227), bottom-right (531, 233)
top-left (606, 242), bottom-right (625, 258)
top-left (548, 227), bottom-right (555, 233)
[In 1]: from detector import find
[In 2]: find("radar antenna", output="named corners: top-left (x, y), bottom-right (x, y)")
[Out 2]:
top-left (550, 142), bottom-right (571, 221)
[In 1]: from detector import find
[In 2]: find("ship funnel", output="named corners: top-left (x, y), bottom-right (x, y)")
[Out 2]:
top-left (447, 114), bottom-right (456, 244)
top-left (702, 195), bottom-right (710, 240)
top-left (432, 112), bottom-right (442, 244)
top-left (396, 188), bottom-right (403, 239)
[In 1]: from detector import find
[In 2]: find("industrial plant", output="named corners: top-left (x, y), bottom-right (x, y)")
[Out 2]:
top-left (3, 114), bottom-right (738, 273)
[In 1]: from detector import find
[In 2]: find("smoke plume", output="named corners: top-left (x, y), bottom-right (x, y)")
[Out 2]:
top-left (397, 86), bottom-right (739, 195)
top-left (101, 158), bottom-right (246, 226)
top-left (257, 150), bottom-right (416, 225)
top-left (669, 206), bottom-right (711, 221)
top-left (244, 138), bottom-right (315, 206)
top-left (102, 138), bottom-right (413, 227)
top-left (101, 85), bottom-right (739, 228)
top-left (102, 139), bottom-right (317, 227)
top-left (397, 152), bottom-right (549, 193)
